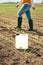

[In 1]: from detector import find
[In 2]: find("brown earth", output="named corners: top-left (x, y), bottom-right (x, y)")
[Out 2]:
top-left (0, 40), bottom-right (27, 65)
top-left (0, 17), bottom-right (43, 65)
top-left (0, 38), bottom-right (43, 65)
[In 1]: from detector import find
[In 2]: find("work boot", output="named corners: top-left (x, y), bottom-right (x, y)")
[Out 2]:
top-left (16, 17), bottom-right (22, 29)
top-left (28, 19), bottom-right (33, 31)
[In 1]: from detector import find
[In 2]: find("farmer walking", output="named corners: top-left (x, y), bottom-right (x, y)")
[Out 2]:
top-left (16, 0), bottom-right (35, 31)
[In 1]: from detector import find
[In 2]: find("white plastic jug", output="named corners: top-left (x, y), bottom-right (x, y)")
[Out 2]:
top-left (15, 34), bottom-right (28, 49)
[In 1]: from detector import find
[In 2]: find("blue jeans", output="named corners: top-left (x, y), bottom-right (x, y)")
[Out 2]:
top-left (17, 4), bottom-right (32, 20)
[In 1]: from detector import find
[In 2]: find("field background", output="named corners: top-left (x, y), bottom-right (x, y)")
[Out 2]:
top-left (0, 3), bottom-right (43, 65)
top-left (0, 3), bottom-right (43, 43)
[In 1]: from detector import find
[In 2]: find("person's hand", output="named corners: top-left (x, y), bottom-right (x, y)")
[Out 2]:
top-left (16, 5), bottom-right (19, 8)
top-left (32, 6), bottom-right (35, 10)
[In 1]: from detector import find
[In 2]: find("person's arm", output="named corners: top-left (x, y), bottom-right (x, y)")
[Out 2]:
top-left (31, 0), bottom-right (35, 10)
top-left (16, 0), bottom-right (21, 8)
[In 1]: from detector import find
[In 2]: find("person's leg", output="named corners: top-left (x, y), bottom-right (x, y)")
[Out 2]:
top-left (17, 17), bottom-right (22, 28)
top-left (17, 4), bottom-right (30, 17)
top-left (17, 4), bottom-right (30, 28)
top-left (25, 9), bottom-right (33, 31)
